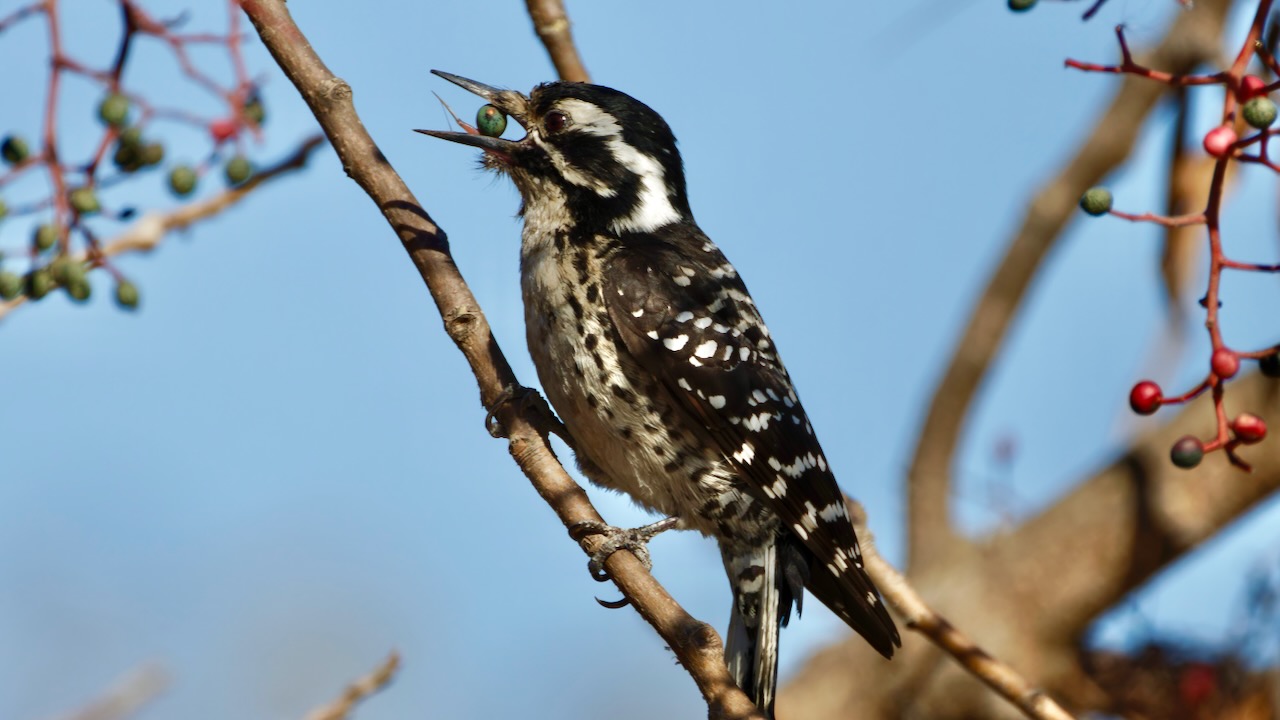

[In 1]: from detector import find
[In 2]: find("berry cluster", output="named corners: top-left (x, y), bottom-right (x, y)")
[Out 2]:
top-left (0, 1), bottom-right (267, 312)
top-left (1069, 15), bottom-right (1280, 471)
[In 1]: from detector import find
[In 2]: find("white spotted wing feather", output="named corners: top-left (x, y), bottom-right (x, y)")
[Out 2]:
top-left (601, 225), bottom-right (900, 657)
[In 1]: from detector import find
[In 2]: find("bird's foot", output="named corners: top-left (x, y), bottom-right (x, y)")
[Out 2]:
top-left (484, 383), bottom-right (568, 441)
top-left (570, 516), bottom-right (681, 581)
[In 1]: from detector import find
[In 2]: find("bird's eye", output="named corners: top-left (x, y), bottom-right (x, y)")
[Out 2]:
top-left (476, 104), bottom-right (507, 137)
top-left (544, 110), bottom-right (569, 134)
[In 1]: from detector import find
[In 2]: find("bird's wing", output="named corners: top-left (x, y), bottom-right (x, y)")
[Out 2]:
top-left (601, 227), bottom-right (900, 656)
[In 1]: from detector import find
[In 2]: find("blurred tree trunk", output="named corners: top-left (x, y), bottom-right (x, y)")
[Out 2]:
top-left (779, 1), bottom-right (1280, 716)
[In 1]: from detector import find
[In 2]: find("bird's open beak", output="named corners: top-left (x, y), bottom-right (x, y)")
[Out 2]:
top-left (415, 70), bottom-right (526, 154)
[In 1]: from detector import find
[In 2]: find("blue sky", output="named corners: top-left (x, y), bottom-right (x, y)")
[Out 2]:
top-left (2, 1), bottom-right (1279, 718)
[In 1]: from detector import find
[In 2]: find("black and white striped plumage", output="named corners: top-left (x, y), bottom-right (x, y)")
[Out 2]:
top-left (422, 71), bottom-right (899, 716)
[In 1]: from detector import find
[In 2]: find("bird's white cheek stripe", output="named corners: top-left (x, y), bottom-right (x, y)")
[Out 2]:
top-left (609, 141), bottom-right (681, 233)
top-left (532, 99), bottom-right (679, 232)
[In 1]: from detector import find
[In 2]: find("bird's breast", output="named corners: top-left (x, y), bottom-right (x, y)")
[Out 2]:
top-left (518, 236), bottom-right (771, 541)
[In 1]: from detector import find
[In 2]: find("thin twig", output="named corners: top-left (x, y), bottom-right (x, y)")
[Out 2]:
top-left (49, 664), bottom-right (169, 720)
top-left (848, 501), bottom-right (1076, 720)
top-left (0, 2), bottom-right (42, 34)
top-left (524, 0), bottom-right (590, 83)
top-left (0, 134), bottom-right (325, 321)
top-left (302, 652), bottom-right (400, 720)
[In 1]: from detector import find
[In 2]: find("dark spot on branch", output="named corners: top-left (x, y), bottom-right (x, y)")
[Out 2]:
top-left (446, 308), bottom-right (478, 341)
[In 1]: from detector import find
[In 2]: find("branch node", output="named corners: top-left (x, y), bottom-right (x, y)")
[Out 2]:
top-left (320, 76), bottom-right (352, 102)
top-left (445, 307), bottom-right (478, 342)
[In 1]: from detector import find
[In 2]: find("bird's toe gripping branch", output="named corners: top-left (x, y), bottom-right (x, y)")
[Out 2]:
top-left (571, 516), bottom-right (681, 587)
top-left (483, 383), bottom-right (569, 441)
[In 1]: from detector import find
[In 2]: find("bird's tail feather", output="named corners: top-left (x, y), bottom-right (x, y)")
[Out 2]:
top-left (724, 540), bottom-right (804, 718)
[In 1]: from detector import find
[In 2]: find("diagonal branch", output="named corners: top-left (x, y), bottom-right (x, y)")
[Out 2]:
top-left (852, 500), bottom-right (1076, 720)
top-left (786, 370), bottom-right (1280, 718)
top-left (1003, 370), bottom-right (1280, 644)
top-left (904, 0), bottom-right (1232, 572)
top-left (302, 652), bottom-right (399, 720)
top-left (238, 1), bottom-right (760, 717)
top-left (525, 0), bottom-right (590, 83)
top-left (50, 664), bottom-right (168, 720)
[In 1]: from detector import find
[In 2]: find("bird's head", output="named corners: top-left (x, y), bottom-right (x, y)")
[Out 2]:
top-left (419, 71), bottom-right (692, 234)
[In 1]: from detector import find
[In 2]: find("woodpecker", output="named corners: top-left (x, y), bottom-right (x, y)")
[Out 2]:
top-left (421, 71), bottom-right (899, 716)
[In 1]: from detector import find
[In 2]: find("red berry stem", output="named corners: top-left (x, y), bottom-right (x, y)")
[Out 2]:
top-left (1073, 1), bottom-right (1280, 469)
top-left (1155, 378), bottom-right (1211, 406)
top-left (1065, 26), bottom-right (1228, 86)
top-left (1107, 209), bottom-right (1206, 227)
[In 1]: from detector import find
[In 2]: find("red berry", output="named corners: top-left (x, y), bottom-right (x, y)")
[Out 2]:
top-left (209, 118), bottom-right (238, 143)
top-left (1240, 75), bottom-right (1267, 100)
top-left (1232, 413), bottom-right (1267, 444)
top-left (1203, 126), bottom-right (1237, 157)
top-left (1211, 348), bottom-right (1239, 379)
top-left (1128, 380), bottom-right (1162, 415)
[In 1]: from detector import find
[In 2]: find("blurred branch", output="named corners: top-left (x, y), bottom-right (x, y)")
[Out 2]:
top-left (0, 133), bottom-right (326, 321)
top-left (525, 0), bottom-right (590, 83)
top-left (786, 372), bottom-right (1280, 717)
top-left (239, 1), bottom-right (761, 717)
top-left (904, 0), bottom-right (1231, 573)
top-left (302, 652), bottom-right (399, 720)
top-left (50, 664), bottom-right (168, 720)
top-left (1005, 370), bottom-right (1280, 643)
top-left (851, 501), bottom-right (1076, 720)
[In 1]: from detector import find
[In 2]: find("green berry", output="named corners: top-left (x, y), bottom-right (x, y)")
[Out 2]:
top-left (224, 154), bottom-right (252, 185)
top-left (25, 267), bottom-right (55, 300)
top-left (117, 126), bottom-right (143, 148)
top-left (1, 135), bottom-right (30, 165)
top-left (1008, 0), bottom-right (1037, 10)
top-left (49, 256), bottom-right (85, 286)
top-left (168, 165), bottom-right (197, 196)
top-left (114, 279), bottom-right (139, 309)
top-left (33, 223), bottom-right (59, 251)
top-left (1243, 97), bottom-right (1277, 129)
top-left (140, 142), bottom-right (164, 167)
top-left (0, 271), bottom-right (22, 300)
top-left (113, 142), bottom-right (141, 172)
top-left (112, 127), bottom-right (147, 172)
top-left (64, 277), bottom-right (91, 303)
top-left (69, 187), bottom-right (101, 215)
top-left (98, 93), bottom-right (131, 127)
top-left (243, 95), bottom-right (266, 126)
top-left (476, 104), bottom-right (507, 138)
top-left (1079, 186), bottom-right (1113, 216)
top-left (1170, 435), bottom-right (1204, 469)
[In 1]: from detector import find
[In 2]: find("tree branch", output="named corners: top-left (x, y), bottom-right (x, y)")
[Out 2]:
top-left (1003, 370), bottom-right (1280, 644)
top-left (238, 1), bottom-right (761, 717)
top-left (786, 372), bottom-right (1280, 718)
top-left (851, 500), bottom-right (1075, 720)
top-left (51, 664), bottom-right (168, 720)
top-left (904, 0), bottom-right (1232, 572)
top-left (524, 0), bottom-right (590, 83)
top-left (302, 652), bottom-right (399, 720)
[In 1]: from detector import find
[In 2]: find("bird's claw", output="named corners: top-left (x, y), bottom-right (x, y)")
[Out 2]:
top-left (570, 517), bottom-right (680, 582)
top-left (484, 384), bottom-right (570, 441)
